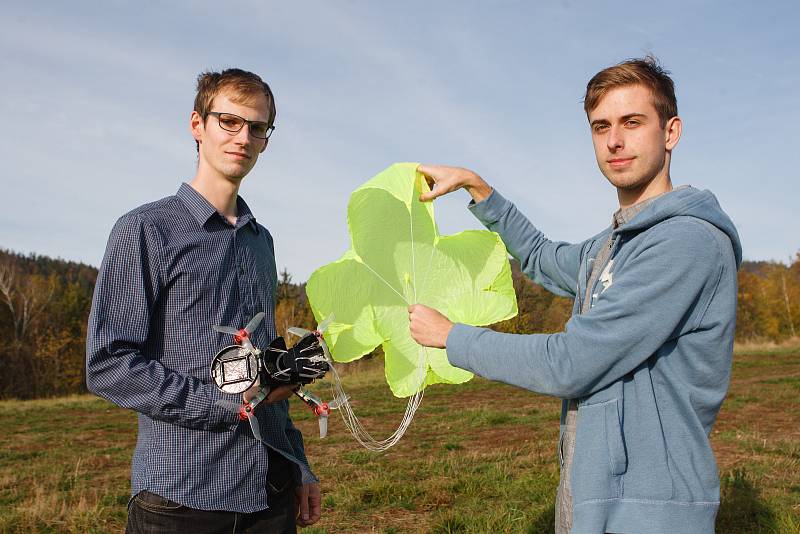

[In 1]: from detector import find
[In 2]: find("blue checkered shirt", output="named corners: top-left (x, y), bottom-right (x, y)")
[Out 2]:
top-left (87, 183), bottom-right (316, 513)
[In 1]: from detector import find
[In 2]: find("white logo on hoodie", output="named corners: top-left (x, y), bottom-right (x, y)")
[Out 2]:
top-left (591, 260), bottom-right (615, 307)
top-left (599, 260), bottom-right (614, 294)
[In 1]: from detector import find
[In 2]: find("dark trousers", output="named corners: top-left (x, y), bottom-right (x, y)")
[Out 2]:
top-left (127, 452), bottom-right (297, 534)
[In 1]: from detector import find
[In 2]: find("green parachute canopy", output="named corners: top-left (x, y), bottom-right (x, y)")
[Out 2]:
top-left (306, 163), bottom-right (517, 398)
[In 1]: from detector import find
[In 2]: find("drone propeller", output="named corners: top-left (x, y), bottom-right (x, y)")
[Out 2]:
top-left (288, 314), bottom-right (334, 339)
top-left (328, 395), bottom-right (348, 410)
top-left (213, 325), bottom-right (240, 335)
top-left (245, 408), bottom-right (264, 442)
top-left (213, 312), bottom-right (266, 346)
top-left (293, 388), bottom-right (349, 438)
top-left (244, 312), bottom-right (265, 335)
top-left (214, 387), bottom-right (269, 443)
top-left (315, 395), bottom-right (349, 438)
top-left (287, 326), bottom-right (311, 338)
top-left (318, 412), bottom-right (328, 439)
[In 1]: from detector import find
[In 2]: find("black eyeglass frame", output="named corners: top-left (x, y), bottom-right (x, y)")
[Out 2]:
top-left (205, 111), bottom-right (275, 140)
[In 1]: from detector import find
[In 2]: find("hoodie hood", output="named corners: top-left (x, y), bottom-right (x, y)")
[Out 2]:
top-left (616, 186), bottom-right (742, 267)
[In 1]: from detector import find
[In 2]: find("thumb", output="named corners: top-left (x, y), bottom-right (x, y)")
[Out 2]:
top-left (418, 189), bottom-right (441, 202)
top-left (298, 485), bottom-right (310, 522)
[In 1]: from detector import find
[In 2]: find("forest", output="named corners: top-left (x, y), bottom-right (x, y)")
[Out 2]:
top-left (0, 247), bottom-right (798, 400)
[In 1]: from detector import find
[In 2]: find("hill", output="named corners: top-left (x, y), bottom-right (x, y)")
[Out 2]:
top-left (0, 247), bottom-right (798, 399)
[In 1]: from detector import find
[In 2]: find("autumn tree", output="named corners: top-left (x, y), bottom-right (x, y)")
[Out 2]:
top-left (0, 246), bottom-right (798, 400)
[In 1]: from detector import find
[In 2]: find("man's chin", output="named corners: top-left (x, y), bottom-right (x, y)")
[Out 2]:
top-left (603, 169), bottom-right (645, 190)
top-left (223, 165), bottom-right (253, 182)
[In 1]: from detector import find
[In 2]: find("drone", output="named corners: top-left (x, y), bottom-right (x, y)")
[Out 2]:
top-left (209, 313), bottom-right (345, 440)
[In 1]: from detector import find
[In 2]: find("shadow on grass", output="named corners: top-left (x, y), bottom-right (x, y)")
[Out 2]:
top-left (516, 470), bottom-right (781, 534)
top-left (717, 469), bottom-right (778, 534)
top-left (527, 502), bottom-right (555, 534)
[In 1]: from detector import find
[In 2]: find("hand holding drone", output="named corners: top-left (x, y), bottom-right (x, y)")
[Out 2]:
top-left (210, 313), bottom-right (343, 439)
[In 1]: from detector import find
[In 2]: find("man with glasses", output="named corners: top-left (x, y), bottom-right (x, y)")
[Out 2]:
top-left (87, 68), bottom-right (321, 533)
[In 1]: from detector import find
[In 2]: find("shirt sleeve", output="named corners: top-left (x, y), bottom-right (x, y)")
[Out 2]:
top-left (285, 412), bottom-right (319, 485)
top-left (86, 214), bottom-right (240, 431)
top-left (446, 219), bottom-right (725, 399)
top-left (469, 189), bottom-right (591, 298)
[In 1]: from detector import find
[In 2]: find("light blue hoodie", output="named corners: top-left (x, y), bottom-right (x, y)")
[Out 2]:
top-left (446, 186), bottom-right (742, 534)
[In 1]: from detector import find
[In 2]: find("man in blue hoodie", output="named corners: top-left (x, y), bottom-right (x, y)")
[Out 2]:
top-left (408, 56), bottom-right (741, 534)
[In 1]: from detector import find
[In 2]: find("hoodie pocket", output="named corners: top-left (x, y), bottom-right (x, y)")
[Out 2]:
top-left (605, 399), bottom-right (627, 475)
top-left (572, 398), bottom-right (627, 502)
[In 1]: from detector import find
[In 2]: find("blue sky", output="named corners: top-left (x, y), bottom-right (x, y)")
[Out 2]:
top-left (1, 1), bottom-right (798, 282)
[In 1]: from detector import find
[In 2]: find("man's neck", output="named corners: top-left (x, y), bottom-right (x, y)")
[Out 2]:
top-left (617, 173), bottom-right (673, 209)
top-left (189, 172), bottom-right (241, 225)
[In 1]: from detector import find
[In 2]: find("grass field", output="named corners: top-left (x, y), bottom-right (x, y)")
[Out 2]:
top-left (1, 344), bottom-right (799, 533)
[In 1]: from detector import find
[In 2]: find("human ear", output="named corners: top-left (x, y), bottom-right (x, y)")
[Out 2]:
top-left (190, 111), bottom-right (204, 144)
top-left (665, 116), bottom-right (682, 151)
top-left (259, 138), bottom-right (269, 154)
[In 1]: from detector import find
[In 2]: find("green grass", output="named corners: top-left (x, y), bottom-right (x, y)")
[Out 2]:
top-left (0, 347), bottom-right (798, 533)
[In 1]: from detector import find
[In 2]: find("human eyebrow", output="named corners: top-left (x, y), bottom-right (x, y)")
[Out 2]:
top-left (620, 113), bottom-right (647, 122)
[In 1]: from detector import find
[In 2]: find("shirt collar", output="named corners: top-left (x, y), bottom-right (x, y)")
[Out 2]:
top-left (612, 188), bottom-right (672, 229)
top-left (177, 183), bottom-right (258, 231)
top-left (236, 196), bottom-right (258, 231)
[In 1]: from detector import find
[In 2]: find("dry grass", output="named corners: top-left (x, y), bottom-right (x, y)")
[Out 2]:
top-left (733, 336), bottom-right (800, 355)
top-left (1, 347), bottom-right (798, 533)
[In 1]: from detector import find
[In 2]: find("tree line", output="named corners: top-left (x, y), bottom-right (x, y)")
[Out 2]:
top-left (0, 248), bottom-right (797, 399)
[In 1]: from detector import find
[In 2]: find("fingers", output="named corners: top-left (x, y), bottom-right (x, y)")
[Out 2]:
top-left (416, 164), bottom-right (485, 203)
top-left (295, 483), bottom-right (321, 526)
top-left (296, 484), bottom-right (310, 525)
top-left (417, 164), bottom-right (454, 202)
top-left (416, 163), bottom-right (433, 175)
top-left (417, 165), bottom-right (440, 202)
top-left (308, 483), bottom-right (322, 524)
top-left (418, 189), bottom-right (441, 202)
top-left (408, 304), bottom-right (452, 349)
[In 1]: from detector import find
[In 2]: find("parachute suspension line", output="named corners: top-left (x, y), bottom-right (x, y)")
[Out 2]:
top-left (360, 261), bottom-right (409, 306)
top-left (409, 204), bottom-right (417, 303)
top-left (325, 344), bottom-right (426, 452)
top-left (320, 190), bottom-right (432, 451)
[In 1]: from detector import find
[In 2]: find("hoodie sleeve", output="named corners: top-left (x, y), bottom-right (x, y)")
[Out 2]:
top-left (469, 189), bottom-right (588, 298)
top-left (446, 218), bottom-right (725, 399)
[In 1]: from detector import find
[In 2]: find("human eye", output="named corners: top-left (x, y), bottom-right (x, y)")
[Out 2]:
top-left (250, 122), bottom-right (269, 138)
top-left (624, 119), bottom-right (640, 128)
top-left (219, 114), bottom-right (243, 130)
top-left (592, 123), bottom-right (609, 133)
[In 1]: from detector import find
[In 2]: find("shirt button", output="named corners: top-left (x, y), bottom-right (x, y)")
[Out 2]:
top-left (239, 265), bottom-right (245, 274)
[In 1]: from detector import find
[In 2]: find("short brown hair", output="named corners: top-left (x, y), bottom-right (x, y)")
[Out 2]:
top-left (583, 55), bottom-right (677, 127)
top-left (193, 69), bottom-right (276, 152)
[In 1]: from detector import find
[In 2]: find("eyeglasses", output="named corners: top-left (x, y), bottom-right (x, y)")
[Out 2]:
top-left (205, 111), bottom-right (275, 140)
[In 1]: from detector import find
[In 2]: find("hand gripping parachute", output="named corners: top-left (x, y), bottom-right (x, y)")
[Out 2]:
top-left (306, 163), bottom-right (517, 450)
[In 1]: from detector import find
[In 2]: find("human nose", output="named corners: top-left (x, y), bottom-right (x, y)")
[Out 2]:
top-left (232, 123), bottom-right (253, 145)
top-left (606, 125), bottom-right (624, 152)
